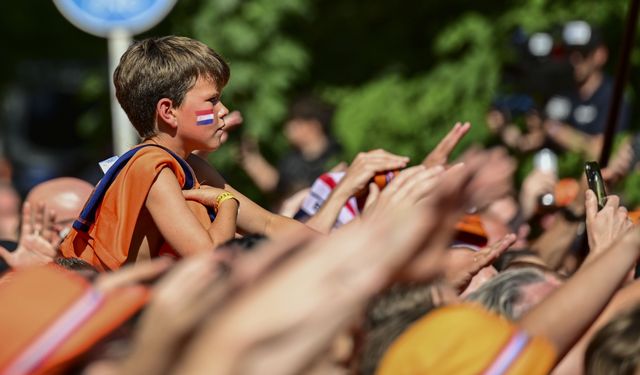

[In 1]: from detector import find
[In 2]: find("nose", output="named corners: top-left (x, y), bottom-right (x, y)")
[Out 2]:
top-left (217, 102), bottom-right (229, 119)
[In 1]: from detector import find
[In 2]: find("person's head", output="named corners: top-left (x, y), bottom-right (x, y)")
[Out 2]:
top-left (114, 36), bottom-right (230, 150)
top-left (562, 21), bottom-right (608, 84)
top-left (466, 267), bottom-right (562, 320)
top-left (359, 284), bottom-right (437, 375)
top-left (585, 303), bottom-right (640, 375)
top-left (0, 266), bottom-right (148, 374)
top-left (284, 96), bottom-right (333, 149)
top-left (0, 183), bottom-right (20, 241)
top-left (54, 256), bottom-right (99, 281)
top-left (25, 177), bottom-right (94, 240)
top-left (494, 248), bottom-right (549, 271)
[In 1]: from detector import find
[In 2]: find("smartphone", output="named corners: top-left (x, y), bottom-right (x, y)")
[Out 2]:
top-left (584, 161), bottom-right (607, 210)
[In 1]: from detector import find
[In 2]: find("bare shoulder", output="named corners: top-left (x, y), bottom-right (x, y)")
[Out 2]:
top-left (147, 168), bottom-right (184, 206)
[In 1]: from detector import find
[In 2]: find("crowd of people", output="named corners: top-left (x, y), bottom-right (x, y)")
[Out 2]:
top-left (1, 22), bottom-right (640, 374)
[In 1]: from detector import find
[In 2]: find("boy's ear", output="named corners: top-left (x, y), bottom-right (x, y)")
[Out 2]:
top-left (157, 98), bottom-right (178, 128)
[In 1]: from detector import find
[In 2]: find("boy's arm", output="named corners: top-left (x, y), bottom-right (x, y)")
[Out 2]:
top-left (146, 168), bottom-right (238, 256)
top-left (187, 153), bottom-right (319, 238)
top-left (306, 149), bottom-right (409, 233)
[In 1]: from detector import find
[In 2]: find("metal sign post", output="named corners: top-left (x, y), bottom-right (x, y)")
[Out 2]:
top-left (108, 29), bottom-right (133, 155)
top-left (53, 0), bottom-right (177, 155)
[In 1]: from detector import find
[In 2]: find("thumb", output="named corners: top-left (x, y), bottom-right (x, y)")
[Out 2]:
top-left (585, 189), bottom-right (598, 223)
top-left (0, 245), bottom-right (13, 268)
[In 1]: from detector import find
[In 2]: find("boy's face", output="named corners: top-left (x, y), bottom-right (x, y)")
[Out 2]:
top-left (174, 76), bottom-right (229, 152)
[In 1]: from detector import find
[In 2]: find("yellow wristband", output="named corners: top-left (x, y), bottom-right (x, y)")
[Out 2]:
top-left (215, 191), bottom-right (238, 211)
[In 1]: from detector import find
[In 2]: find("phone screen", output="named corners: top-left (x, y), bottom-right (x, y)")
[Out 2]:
top-left (585, 161), bottom-right (607, 210)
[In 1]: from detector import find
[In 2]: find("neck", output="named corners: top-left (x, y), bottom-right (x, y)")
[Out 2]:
top-left (300, 136), bottom-right (329, 159)
top-left (578, 71), bottom-right (603, 100)
top-left (143, 134), bottom-right (190, 159)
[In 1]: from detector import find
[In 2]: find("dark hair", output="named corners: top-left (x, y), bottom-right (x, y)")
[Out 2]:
top-left (287, 95), bottom-right (334, 134)
top-left (585, 304), bottom-right (640, 375)
top-left (221, 234), bottom-right (267, 253)
top-left (54, 257), bottom-right (99, 280)
top-left (358, 284), bottom-right (436, 375)
top-left (114, 36), bottom-right (230, 138)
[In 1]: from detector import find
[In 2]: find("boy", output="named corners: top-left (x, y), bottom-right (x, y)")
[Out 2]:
top-left (60, 36), bottom-right (316, 271)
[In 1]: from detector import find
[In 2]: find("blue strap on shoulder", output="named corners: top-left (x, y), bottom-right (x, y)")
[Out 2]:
top-left (73, 144), bottom-right (215, 233)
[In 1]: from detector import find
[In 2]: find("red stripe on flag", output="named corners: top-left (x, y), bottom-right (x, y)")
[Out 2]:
top-left (344, 199), bottom-right (357, 217)
top-left (195, 109), bottom-right (214, 116)
top-left (318, 174), bottom-right (357, 216)
top-left (319, 174), bottom-right (337, 189)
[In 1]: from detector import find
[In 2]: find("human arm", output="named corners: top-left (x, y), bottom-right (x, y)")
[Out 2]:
top-left (187, 153), bottom-right (319, 239)
top-left (519, 198), bottom-right (640, 358)
top-left (239, 137), bottom-right (280, 193)
top-left (174, 166), bottom-right (467, 375)
top-left (116, 253), bottom-right (228, 375)
top-left (305, 149), bottom-right (409, 233)
top-left (545, 119), bottom-right (603, 159)
top-left (145, 168), bottom-right (238, 256)
top-left (519, 169), bottom-right (558, 221)
top-left (552, 279), bottom-right (640, 375)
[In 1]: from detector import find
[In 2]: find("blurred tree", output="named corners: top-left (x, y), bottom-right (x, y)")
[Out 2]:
top-left (172, 0), bottom-right (637, 204)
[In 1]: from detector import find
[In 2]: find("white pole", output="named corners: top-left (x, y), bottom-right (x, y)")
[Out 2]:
top-left (108, 28), bottom-right (137, 155)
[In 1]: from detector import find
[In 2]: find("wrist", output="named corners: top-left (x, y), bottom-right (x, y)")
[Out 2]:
top-left (215, 191), bottom-right (239, 212)
top-left (332, 182), bottom-right (357, 201)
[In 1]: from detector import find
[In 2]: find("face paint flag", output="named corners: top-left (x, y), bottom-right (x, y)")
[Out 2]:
top-left (195, 109), bottom-right (215, 125)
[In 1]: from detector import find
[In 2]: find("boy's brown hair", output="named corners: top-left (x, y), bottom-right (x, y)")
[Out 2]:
top-left (114, 36), bottom-right (230, 138)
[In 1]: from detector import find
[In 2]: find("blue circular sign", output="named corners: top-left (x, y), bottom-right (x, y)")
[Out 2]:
top-left (54, 0), bottom-right (177, 38)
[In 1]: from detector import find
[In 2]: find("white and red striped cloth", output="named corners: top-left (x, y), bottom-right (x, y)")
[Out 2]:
top-left (299, 172), bottom-right (360, 228)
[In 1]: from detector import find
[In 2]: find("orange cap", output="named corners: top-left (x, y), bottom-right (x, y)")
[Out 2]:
top-left (0, 266), bottom-right (149, 375)
top-left (454, 215), bottom-right (488, 248)
top-left (377, 304), bottom-right (557, 375)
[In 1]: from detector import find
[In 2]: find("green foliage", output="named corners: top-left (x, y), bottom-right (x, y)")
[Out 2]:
top-left (167, 0), bottom-right (640, 206)
top-left (332, 13), bottom-right (500, 162)
top-left (190, 0), bottom-right (309, 139)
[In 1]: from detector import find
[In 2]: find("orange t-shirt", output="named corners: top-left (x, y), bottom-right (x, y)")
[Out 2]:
top-left (59, 146), bottom-right (211, 271)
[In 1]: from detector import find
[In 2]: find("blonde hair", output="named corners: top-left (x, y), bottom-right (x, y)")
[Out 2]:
top-left (113, 36), bottom-right (230, 137)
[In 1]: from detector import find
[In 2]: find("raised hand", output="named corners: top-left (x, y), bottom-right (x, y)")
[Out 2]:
top-left (585, 191), bottom-right (633, 258)
top-left (443, 234), bottom-right (516, 292)
top-left (362, 164), bottom-right (445, 220)
top-left (0, 202), bottom-right (59, 268)
top-left (338, 149), bottom-right (409, 197)
top-left (519, 168), bottom-right (558, 221)
top-left (222, 110), bottom-right (243, 131)
top-left (422, 122), bottom-right (471, 168)
top-left (305, 149), bottom-right (409, 232)
top-left (458, 147), bottom-right (516, 210)
top-left (119, 253), bottom-right (229, 375)
top-left (174, 168), bottom-right (458, 375)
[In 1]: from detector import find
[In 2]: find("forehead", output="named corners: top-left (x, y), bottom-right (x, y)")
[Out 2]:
top-left (189, 76), bottom-right (220, 96)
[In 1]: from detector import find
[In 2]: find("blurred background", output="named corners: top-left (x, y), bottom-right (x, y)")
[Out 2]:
top-left (0, 0), bottom-right (638, 205)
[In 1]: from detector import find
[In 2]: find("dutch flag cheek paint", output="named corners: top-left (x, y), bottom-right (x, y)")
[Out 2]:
top-left (195, 109), bottom-right (215, 125)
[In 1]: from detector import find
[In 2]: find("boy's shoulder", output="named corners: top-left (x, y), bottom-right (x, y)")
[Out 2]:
top-left (104, 144), bottom-right (196, 189)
